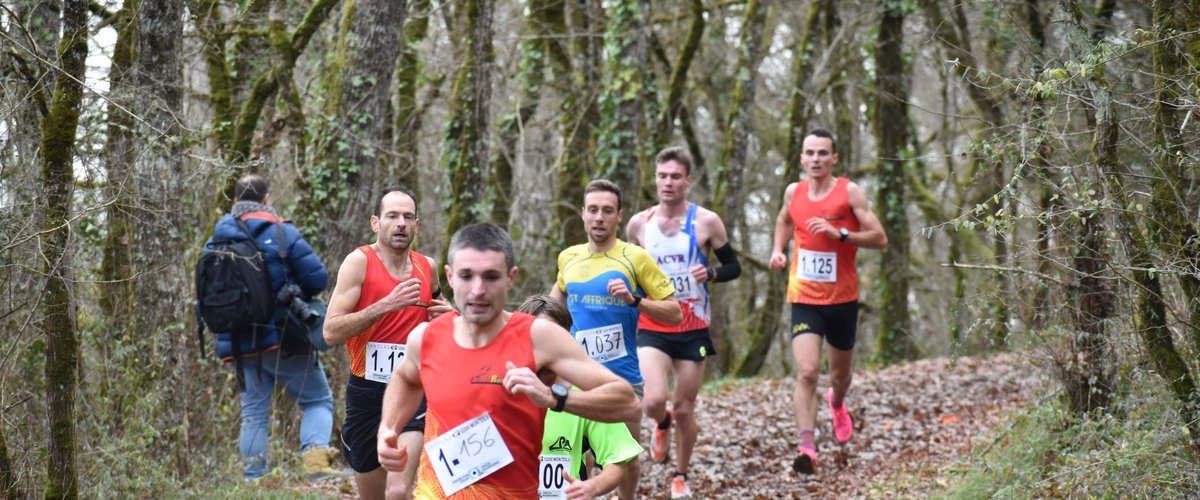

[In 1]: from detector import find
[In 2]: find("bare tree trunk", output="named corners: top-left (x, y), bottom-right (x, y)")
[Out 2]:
top-left (554, 0), bottom-right (601, 246)
top-left (1057, 0), bottom-right (1115, 414)
top-left (0, 423), bottom-right (17, 498)
top-left (441, 0), bottom-right (495, 251)
top-left (40, 1), bottom-right (87, 497)
top-left (100, 5), bottom-right (136, 326)
top-left (491, 0), bottom-right (558, 226)
top-left (871, 0), bottom-right (915, 364)
top-left (394, 0), bottom-right (435, 203)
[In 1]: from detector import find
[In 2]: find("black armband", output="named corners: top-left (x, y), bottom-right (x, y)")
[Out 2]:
top-left (709, 243), bottom-right (741, 283)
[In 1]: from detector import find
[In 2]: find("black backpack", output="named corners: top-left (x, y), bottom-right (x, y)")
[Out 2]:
top-left (194, 218), bottom-right (281, 363)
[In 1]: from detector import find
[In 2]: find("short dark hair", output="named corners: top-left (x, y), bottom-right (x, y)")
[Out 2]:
top-left (655, 146), bottom-right (693, 175)
top-left (375, 185), bottom-right (418, 216)
top-left (806, 127), bottom-right (837, 154)
top-left (517, 294), bottom-right (573, 329)
top-left (235, 175), bottom-right (269, 202)
top-left (447, 223), bottom-right (515, 270)
top-left (584, 179), bottom-right (623, 212)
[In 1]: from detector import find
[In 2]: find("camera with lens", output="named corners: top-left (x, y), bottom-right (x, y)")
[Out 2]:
top-left (277, 283), bottom-right (319, 324)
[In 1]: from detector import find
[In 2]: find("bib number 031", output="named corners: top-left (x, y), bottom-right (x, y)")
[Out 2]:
top-left (423, 412), bottom-right (513, 496)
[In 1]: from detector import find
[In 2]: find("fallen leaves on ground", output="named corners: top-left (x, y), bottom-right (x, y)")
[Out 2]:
top-left (637, 352), bottom-right (1044, 499)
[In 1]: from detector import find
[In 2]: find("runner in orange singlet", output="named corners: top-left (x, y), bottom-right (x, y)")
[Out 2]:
top-left (376, 223), bottom-right (640, 499)
top-left (324, 186), bottom-right (454, 499)
top-left (768, 129), bottom-right (887, 475)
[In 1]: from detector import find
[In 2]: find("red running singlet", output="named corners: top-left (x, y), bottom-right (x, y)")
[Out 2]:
top-left (347, 246), bottom-right (434, 378)
top-left (414, 312), bottom-right (546, 499)
top-left (787, 177), bottom-right (861, 305)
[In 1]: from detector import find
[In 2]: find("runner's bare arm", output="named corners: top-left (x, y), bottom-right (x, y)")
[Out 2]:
top-left (324, 250), bottom-right (423, 345)
top-left (769, 182), bottom-right (798, 271)
top-left (377, 325), bottom-right (427, 471)
top-left (692, 209), bottom-right (739, 284)
top-left (516, 318), bottom-right (639, 423)
top-left (845, 183), bottom-right (888, 249)
top-left (564, 459), bottom-right (630, 499)
top-left (424, 255), bottom-right (455, 319)
top-left (624, 210), bottom-right (648, 246)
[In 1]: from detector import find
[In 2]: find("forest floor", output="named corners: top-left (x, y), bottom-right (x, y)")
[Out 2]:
top-left (301, 352), bottom-right (1044, 499)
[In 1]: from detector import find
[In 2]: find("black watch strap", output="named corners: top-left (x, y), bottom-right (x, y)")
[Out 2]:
top-left (630, 295), bottom-right (642, 308)
top-left (552, 386), bottom-right (568, 412)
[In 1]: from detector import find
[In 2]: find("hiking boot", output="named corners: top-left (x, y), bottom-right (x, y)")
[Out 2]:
top-left (792, 446), bottom-right (818, 475)
top-left (302, 447), bottom-right (350, 482)
top-left (827, 388), bottom-right (853, 444)
top-left (651, 409), bottom-right (672, 464)
top-left (670, 473), bottom-right (692, 498)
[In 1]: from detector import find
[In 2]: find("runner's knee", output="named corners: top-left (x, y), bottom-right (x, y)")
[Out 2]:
top-left (795, 364), bottom-right (820, 386)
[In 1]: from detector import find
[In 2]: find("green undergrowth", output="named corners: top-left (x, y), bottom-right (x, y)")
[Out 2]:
top-left (937, 368), bottom-right (1200, 499)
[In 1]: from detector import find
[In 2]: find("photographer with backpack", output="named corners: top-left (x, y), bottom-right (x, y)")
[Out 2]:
top-left (197, 175), bottom-right (345, 482)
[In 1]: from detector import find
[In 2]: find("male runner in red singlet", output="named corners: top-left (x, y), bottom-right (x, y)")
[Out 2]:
top-left (377, 223), bottom-right (640, 499)
top-left (324, 186), bottom-right (454, 499)
top-left (768, 129), bottom-right (887, 475)
top-left (626, 147), bottom-right (741, 498)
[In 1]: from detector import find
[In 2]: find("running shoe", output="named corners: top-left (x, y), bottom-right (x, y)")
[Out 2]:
top-left (792, 446), bottom-right (818, 475)
top-left (651, 409), bottom-right (672, 463)
top-left (827, 388), bottom-right (853, 444)
top-left (670, 473), bottom-right (692, 498)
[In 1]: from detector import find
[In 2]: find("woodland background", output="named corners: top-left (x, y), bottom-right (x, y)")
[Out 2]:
top-left (1, 0), bottom-right (1199, 497)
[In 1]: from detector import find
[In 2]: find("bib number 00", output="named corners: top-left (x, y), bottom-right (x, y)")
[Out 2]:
top-left (423, 412), bottom-right (513, 496)
top-left (796, 249), bottom-right (837, 283)
top-left (537, 454), bottom-right (571, 499)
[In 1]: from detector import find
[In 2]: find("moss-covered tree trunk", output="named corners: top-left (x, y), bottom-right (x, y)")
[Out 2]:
top-left (595, 0), bottom-right (654, 204)
top-left (491, 0), bottom-right (558, 226)
top-left (0, 423), bottom-right (16, 498)
top-left (650, 0), bottom-right (704, 172)
top-left (100, 5), bottom-right (136, 326)
top-left (871, 0), bottom-right (915, 364)
top-left (309, 0), bottom-right (408, 260)
top-left (39, 1), bottom-right (87, 497)
top-left (734, 0), bottom-right (821, 378)
top-left (393, 0), bottom-right (435, 204)
top-left (441, 0), bottom-right (495, 251)
top-left (1148, 0), bottom-right (1200, 356)
top-left (554, 0), bottom-right (601, 246)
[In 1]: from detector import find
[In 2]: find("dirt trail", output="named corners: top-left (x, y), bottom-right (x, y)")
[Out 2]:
top-left (637, 353), bottom-right (1043, 498)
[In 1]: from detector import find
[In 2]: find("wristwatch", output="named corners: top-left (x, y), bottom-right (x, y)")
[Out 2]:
top-left (630, 295), bottom-right (643, 308)
top-left (550, 383), bottom-right (569, 412)
top-left (838, 228), bottom-right (850, 242)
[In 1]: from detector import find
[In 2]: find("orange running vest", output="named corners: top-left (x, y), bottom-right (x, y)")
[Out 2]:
top-left (787, 177), bottom-right (860, 305)
top-left (415, 312), bottom-right (545, 499)
top-left (347, 246), bottom-right (434, 378)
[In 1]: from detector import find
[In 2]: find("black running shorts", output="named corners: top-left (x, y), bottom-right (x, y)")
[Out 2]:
top-left (637, 328), bottom-right (716, 362)
top-left (790, 301), bottom-right (859, 351)
top-left (340, 375), bottom-right (426, 473)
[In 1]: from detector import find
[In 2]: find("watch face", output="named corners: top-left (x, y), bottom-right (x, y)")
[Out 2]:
top-left (552, 384), bottom-right (568, 397)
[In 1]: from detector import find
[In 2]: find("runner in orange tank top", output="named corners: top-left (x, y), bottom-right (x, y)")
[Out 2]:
top-left (324, 186), bottom-right (454, 500)
top-left (376, 224), bottom-right (640, 499)
top-left (768, 129), bottom-right (887, 475)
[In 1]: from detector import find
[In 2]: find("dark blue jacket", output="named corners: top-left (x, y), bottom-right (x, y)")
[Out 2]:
top-left (203, 212), bottom-right (328, 359)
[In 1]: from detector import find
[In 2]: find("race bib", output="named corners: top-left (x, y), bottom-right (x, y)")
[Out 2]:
top-left (424, 412), bottom-right (513, 496)
top-left (667, 271), bottom-right (699, 301)
top-left (537, 454), bottom-right (571, 499)
top-left (796, 249), bottom-right (837, 283)
top-left (365, 342), bottom-right (406, 383)
top-left (575, 324), bottom-right (627, 363)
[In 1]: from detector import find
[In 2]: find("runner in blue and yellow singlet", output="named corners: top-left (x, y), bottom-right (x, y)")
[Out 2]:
top-left (552, 179), bottom-right (681, 500)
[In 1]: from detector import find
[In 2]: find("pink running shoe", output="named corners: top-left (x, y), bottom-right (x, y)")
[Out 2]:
top-left (651, 409), bottom-right (672, 463)
top-left (827, 388), bottom-right (853, 444)
top-left (792, 446), bottom-right (818, 475)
